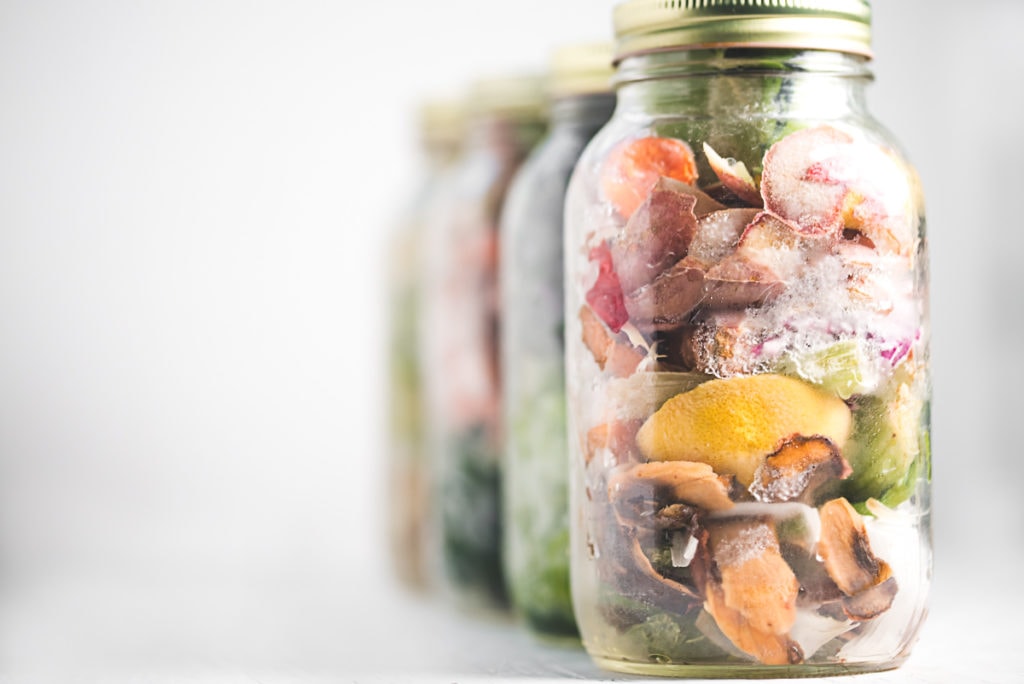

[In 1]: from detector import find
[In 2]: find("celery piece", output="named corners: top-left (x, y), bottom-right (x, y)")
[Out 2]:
top-left (779, 339), bottom-right (877, 400)
top-left (841, 383), bottom-right (924, 506)
top-left (875, 424), bottom-right (930, 509)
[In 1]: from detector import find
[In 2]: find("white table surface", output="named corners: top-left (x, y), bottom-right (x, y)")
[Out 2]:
top-left (321, 577), bottom-right (1019, 684)
top-left (2, 563), bottom-right (1019, 683)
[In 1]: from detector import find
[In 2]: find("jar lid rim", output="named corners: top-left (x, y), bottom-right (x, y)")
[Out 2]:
top-left (613, 0), bottom-right (873, 61)
top-left (468, 74), bottom-right (548, 120)
top-left (418, 98), bottom-right (466, 146)
top-left (549, 42), bottom-right (616, 98)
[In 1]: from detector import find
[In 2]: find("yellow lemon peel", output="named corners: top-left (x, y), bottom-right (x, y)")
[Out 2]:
top-left (636, 374), bottom-right (852, 487)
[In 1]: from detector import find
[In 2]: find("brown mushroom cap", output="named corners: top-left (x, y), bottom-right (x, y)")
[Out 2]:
top-left (842, 576), bottom-right (898, 620)
top-left (817, 497), bottom-right (896, 599)
top-left (609, 460), bottom-right (736, 514)
top-left (750, 435), bottom-right (853, 505)
top-left (687, 310), bottom-right (765, 377)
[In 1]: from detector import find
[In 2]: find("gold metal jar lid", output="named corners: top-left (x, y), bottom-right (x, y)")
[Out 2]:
top-left (548, 43), bottom-right (615, 98)
top-left (613, 0), bottom-right (873, 62)
top-left (468, 74), bottom-right (547, 121)
top-left (419, 97), bottom-right (465, 148)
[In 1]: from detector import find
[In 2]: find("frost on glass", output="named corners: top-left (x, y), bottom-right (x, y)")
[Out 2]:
top-left (566, 110), bottom-right (930, 674)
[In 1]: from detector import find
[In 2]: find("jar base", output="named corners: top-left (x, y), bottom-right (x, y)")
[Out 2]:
top-left (524, 626), bottom-right (582, 650)
top-left (590, 655), bottom-right (906, 679)
top-left (520, 610), bottom-right (580, 644)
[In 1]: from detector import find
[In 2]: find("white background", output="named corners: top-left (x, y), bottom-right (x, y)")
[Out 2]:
top-left (1, 0), bottom-right (1022, 679)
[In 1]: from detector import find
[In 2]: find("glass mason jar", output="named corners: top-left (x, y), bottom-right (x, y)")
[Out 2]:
top-left (500, 45), bottom-right (615, 639)
top-left (421, 76), bottom-right (546, 612)
top-left (385, 99), bottom-right (464, 592)
top-left (565, 1), bottom-right (931, 676)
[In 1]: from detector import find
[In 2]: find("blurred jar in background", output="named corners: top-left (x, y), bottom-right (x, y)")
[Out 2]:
top-left (421, 75), bottom-right (547, 612)
top-left (565, 0), bottom-right (931, 675)
top-left (385, 99), bottom-right (465, 592)
top-left (499, 44), bottom-right (615, 640)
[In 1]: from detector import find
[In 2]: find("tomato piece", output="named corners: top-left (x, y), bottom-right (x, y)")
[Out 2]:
top-left (600, 136), bottom-right (698, 219)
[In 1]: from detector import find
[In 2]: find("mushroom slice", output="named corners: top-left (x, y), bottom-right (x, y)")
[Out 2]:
top-left (595, 522), bottom-right (701, 617)
top-left (842, 576), bottom-right (898, 620)
top-left (817, 497), bottom-right (897, 606)
top-left (655, 502), bottom-right (701, 530)
top-left (609, 460), bottom-right (736, 514)
top-left (781, 542), bottom-right (845, 605)
top-left (704, 582), bottom-right (804, 665)
top-left (628, 530), bottom-right (701, 603)
top-left (698, 519), bottom-right (803, 665)
top-left (610, 494), bottom-right (699, 531)
top-left (703, 142), bottom-right (763, 207)
top-left (750, 436), bottom-right (852, 505)
top-left (711, 520), bottom-right (800, 635)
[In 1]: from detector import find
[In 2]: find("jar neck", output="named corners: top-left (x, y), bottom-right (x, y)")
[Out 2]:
top-left (422, 137), bottom-right (461, 169)
top-left (549, 92), bottom-right (616, 132)
top-left (465, 112), bottom-right (546, 161)
top-left (615, 49), bottom-right (873, 120)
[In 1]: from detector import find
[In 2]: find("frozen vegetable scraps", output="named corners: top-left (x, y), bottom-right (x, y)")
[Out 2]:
top-left (601, 136), bottom-right (699, 219)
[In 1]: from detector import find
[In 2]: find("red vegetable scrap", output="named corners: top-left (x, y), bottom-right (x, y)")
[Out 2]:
top-left (611, 176), bottom-right (701, 294)
top-left (734, 211), bottom-right (832, 282)
top-left (760, 125), bottom-right (856, 236)
top-left (624, 255), bottom-right (707, 332)
top-left (579, 305), bottom-right (645, 377)
top-left (585, 243), bottom-right (629, 333)
top-left (609, 176), bottom-right (741, 332)
top-left (585, 419), bottom-right (642, 466)
top-left (760, 125), bottom-right (915, 255)
top-left (600, 136), bottom-right (699, 219)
